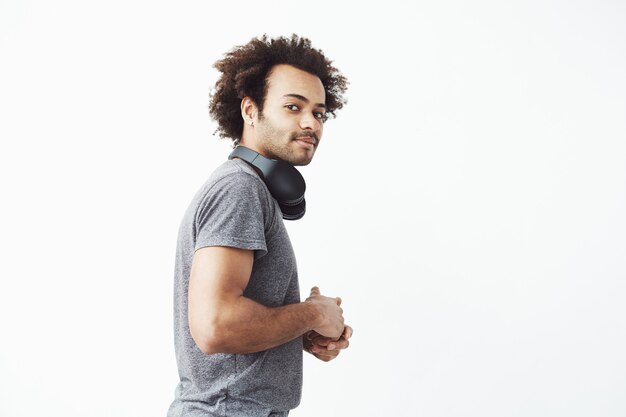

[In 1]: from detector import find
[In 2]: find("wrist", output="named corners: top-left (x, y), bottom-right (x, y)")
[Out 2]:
top-left (304, 300), bottom-right (323, 331)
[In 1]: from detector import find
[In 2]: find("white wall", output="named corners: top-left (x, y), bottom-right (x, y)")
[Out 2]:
top-left (1, 1), bottom-right (625, 416)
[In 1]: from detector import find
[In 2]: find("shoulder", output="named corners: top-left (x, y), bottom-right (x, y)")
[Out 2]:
top-left (206, 159), bottom-right (268, 196)
top-left (193, 159), bottom-right (275, 219)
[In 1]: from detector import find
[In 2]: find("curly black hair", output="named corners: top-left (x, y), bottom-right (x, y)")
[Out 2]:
top-left (209, 34), bottom-right (348, 146)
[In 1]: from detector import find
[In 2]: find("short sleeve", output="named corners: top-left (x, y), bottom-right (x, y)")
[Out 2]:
top-left (194, 172), bottom-right (269, 259)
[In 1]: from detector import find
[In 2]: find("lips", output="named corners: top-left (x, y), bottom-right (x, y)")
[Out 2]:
top-left (295, 136), bottom-right (316, 146)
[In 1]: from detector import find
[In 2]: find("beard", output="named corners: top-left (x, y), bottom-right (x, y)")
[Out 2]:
top-left (255, 115), bottom-right (318, 166)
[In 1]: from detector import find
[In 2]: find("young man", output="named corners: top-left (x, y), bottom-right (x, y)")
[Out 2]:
top-left (167, 35), bottom-right (353, 417)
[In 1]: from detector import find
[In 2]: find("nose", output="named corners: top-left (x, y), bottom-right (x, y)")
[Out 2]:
top-left (299, 112), bottom-right (321, 131)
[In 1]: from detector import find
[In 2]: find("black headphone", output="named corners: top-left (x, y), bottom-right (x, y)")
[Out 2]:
top-left (228, 145), bottom-right (306, 220)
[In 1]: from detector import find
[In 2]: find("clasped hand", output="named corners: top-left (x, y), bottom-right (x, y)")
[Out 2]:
top-left (303, 286), bottom-right (353, 362)
top-left (303, 325), bottom-right (353, 362)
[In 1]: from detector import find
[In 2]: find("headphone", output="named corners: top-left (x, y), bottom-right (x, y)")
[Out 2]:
top-left (228, 145), bottom-right (306, 220)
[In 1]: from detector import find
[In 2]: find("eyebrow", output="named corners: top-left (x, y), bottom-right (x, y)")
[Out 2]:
top-left (282, 94), bottom-right (327, 110)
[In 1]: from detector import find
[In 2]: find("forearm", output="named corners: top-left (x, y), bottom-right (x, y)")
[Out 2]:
top-left (200, 296), bottom-right (320, 354)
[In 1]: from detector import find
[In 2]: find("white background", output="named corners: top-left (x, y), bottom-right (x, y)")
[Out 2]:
top-left (1, 1), bottom-right (625, 416)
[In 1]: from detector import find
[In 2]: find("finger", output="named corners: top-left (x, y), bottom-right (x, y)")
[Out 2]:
top-left (310, 286), bottom-right (320, 296)
top-left (305, 330), bottom-right (320, 341)
top-left (313, 349), bottom-right (340, 361)
top-left (343, 325), bottom-right (353, 340)
top-left (311, 336), bottom-right (334, 346)
top-left (315, 327), bottom-right (349, 345)
top-left (312, 336), bottom-right (349, 352)
top-left (310, 333), bottom-right (340, 345)
top-left (335, 297), bottom-right (342, 306)
top-left (310, 343), bottom-right (340, 357)
top-left (313, 353), bottom-right (333, 362)
top-left (328, 338), bottom-right (350, 351)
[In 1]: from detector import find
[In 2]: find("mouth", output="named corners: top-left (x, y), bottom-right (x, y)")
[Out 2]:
top-left (295, 137), bottom-right (316, 150)
top-left (295, 136), bottom-right (317, 147)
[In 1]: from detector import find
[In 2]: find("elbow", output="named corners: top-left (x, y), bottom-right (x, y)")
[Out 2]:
top-left (193, 331), bottom-right (220, 355)
top-left (189, 318), bottom-right (227, 355)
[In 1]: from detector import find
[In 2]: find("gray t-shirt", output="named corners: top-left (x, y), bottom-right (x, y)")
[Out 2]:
top-left (167, 158), bottom-right (302, 417)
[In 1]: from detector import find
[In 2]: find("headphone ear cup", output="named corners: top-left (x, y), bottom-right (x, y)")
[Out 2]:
top-left (228, 146), bottom-right (306, 220)
top-left (279, 199), bottom-right (306, 221)
top-left (265, 160), bottom-right (305, 204)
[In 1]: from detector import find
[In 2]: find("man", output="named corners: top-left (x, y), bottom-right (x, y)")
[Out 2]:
top-left (167, 34), bottom-right (353, 417)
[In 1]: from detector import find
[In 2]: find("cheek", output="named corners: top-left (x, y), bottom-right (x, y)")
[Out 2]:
top-left (269, 115), bottom-right (293, 132)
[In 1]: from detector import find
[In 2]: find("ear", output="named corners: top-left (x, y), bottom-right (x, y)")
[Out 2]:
top-left (241, 97), bottom-right (258, 126)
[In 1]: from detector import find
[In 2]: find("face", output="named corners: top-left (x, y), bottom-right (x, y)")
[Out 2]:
top-left (252, 64), bottom-right (326, 166)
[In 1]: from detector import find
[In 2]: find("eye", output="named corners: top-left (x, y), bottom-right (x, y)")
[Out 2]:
top-left (314, 112), bottom-right (326, 121)
top-left (285, 104), bottom-right (300, 111)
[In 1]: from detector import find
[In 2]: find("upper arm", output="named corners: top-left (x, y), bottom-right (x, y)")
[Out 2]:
top-left (188, 246), bottom-right (254, 350)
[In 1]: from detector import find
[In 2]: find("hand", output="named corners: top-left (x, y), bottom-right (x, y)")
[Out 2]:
top-left (305, 286), bottom-right (344, 339)
top-left (304, 325), bottom-right (353, 362)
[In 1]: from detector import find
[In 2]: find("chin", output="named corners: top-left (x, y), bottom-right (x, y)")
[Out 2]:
top-left (291, 152), bottom-right (315, 166)
top-left (295, 159), bottom-right (313, 167)
top-left (281, 150), bottom-right (314, 166)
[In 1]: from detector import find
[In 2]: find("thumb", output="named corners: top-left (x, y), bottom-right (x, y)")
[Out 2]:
top-left (310, 286), bottom-right (320, 296)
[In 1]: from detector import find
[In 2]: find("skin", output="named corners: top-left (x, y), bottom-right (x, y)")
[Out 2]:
top-left (303, 299), bottom-right (354, 362)
top-left (188, 64), bottom-right (353, 360)
top-left (239, 63), bottom-right (326, 166)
